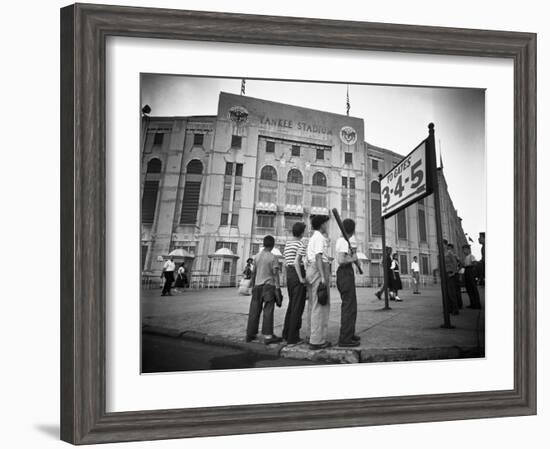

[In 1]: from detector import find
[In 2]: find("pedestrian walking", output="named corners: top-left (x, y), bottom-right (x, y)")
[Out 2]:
top-left (174, 263), bottom-right (187, 293)
top-left (411, 256), bottom-right (421, 294)
top-left (389, 253), bottom-right (403, 301)
top-left (444, 243), bottom-right (460, 315)
top-left (478, 232), bottom-right (486, 286)
top-left (161, 256), bottom-right (176, 296)
top-left (305, 215), bottom-right (331, 350)
top-left (282, 222), bottom-right (307, 344)
top-left (335, 218), bottom-right (360, 347)
top-left (245, 235), bottom-right (283, 345)
top-left (462, 244), bottom-right (482, 309)
top-left (375, 246), bottom-right (393, 300)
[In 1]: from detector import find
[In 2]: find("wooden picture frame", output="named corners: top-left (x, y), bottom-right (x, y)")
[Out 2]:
top-left (60, 3), bottom-right (536, 444)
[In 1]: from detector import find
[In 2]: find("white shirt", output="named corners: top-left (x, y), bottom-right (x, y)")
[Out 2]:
top-left (411, 261), bottom-right (420, 272)
top-left (306, 230), bottom-right (329, 263)
top-left (335, 235), bottom-right (357, 255)
top-left (163, 260), bottom-right (176, 272)
top-left (463, 254), bottom-right (476, 267)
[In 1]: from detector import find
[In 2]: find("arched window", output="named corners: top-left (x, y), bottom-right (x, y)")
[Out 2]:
top-left (287, 169), bottom-right (303, 184)
top-left (286, 169), bottom-right (303, 206)
top-left (312, 171), bottom-right (327, 187)
top-left (371, 180), bottom-right (380, 194)
top-left (186, 159), bottom-right (203, 174)
top-left (260, 165), bottom-right (277, 181)
top-left (180, 159), bottom-right (203, 224)
top-left (142, 158), bottom-right (162, 224)
top-left (259, 165), bottom-right (277, 203)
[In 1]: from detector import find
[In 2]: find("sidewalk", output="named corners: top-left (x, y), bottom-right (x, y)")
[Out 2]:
top-left (141, 285), bottom-right (484, 364)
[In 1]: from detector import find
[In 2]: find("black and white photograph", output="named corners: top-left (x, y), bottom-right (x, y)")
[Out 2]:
top-left (140, 75), bottom-right (486, 373)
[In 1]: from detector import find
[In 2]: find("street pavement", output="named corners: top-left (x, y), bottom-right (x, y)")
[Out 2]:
top-left (142, 334), bottom-right (326, 372)
top-left (142, 283), bottom-right (484, 367)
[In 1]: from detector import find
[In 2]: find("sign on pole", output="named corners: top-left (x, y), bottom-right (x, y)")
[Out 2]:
top-left (379, 140), bottom-right (433, 218)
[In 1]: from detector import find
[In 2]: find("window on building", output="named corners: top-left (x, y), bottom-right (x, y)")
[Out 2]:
top-left (316, 148), bottom-right (324, 160)
top-left (193, 133), bottom-right (204, 146)
top-left (215, 241), bottom-right (238, 253)
top-left (418, 208), bottom-right (427, 242)
top-left (285, 191), bottom-right (302, 205)
top-left (142, 158), bottom-right (162, 224)
top-left (341, 177), bottom-right (348, 188)
top-left (260, 165), bottom-right (277, 181)
top-left (225, 162), bottom-right (233, 175)
top-left (400, 254), bottom-right (408, 274)
top-left (153, 132), bottom-right (164, 145)
top-left (370, 250), bottom-right (382, 260)
top-left (371, 180), bottom-right (380, 195)
top-left (231, 135), bottom-right (242, 149)
top-left (250, 243), bottom-right (261, 256)
top-left (266, 140), bottom-right (275, 153)
top-left (344, 152), bottom-right (353, 164)
top-left (291, 145), bottom-right (300, 156)
top-left (231, 214), bottom-right (239, 226)
top-left (257, 214), bottom-right (275, 229)
top-left (420, 254), bottom-right (430, 275)
top-left (222, 186), bottom-right (231, 201)
top-left (223, 261), bottom-right (231, 274)
top-left (371, 199), bottom-right (382, 236)
top-left (180, 160), bottom-right (203, 225)
top-left (220, 213), bottom-right (228, 225)
top-left (397, 209), bottom-right (407, 240)
top-left (235, 163), bottom-right (243, 177)
top-left (285, 215), bottom-right (302, 232)
top-left (312, 194), bottom-right (327, 208)
top-left (312, 171), bottom-right (327, 187)
top-left (349, 177), bottom-right (355, 189)
top-left (287, 168), bottom-right (303, 184)
top-left (371, 158), bottom-right (379, 172)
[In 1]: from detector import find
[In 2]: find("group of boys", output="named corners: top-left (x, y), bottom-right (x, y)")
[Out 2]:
top-left (245, 214), bottom-right (361, 350)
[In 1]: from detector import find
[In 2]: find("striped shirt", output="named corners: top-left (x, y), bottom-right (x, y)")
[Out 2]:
top-left (283, 239), bottom-right (306, 266)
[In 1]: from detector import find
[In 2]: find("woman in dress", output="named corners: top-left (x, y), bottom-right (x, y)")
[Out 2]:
top-left (390, 253), bottom-right (403, 301)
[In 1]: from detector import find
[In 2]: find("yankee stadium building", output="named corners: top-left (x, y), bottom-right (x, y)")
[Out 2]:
top-left (140, 92), bottom-right (467, 287)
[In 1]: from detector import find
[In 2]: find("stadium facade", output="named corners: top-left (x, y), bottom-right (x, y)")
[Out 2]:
top-left (140, 92), bottom-right (467, 287)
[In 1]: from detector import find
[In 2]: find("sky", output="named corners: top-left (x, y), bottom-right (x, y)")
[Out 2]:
top-left (141, 75), bottom-right (486, 257)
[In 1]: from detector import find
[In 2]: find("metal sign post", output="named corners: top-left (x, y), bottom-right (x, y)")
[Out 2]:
top-left (378, 174), bottom-right (391, 311)
top-left (427, 123), bottom-right (453, 329)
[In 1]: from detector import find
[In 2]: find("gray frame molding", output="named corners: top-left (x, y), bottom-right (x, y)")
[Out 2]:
top-left (60, 3), bottom-right (536, 444)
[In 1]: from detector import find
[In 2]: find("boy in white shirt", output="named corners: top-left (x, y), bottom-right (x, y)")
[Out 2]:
top-left (335, 218), bottom-right (361, 347)
top-left (305, 215), bottom-right (331, 350)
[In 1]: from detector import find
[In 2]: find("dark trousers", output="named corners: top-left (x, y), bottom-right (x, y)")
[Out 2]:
top-left (455, 275), bottom-right (463, 309)
top-left (464, 267), bottom-right (482, 308)
top-left (162, 271), bottom-right (174, 295)
top-left (282, 266), bottom-right (306, 344)
top-left (446, 274), bottom-right (459, 314)
top-left (336, 264), bottom-right (357, 344)
top-left (246, 284), bottom-right (276, 338)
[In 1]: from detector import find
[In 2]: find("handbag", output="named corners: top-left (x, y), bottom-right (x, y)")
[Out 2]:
top-left (317, 282), bottom-right (328, 306)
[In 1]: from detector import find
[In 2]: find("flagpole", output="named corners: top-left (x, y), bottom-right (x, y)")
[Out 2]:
top-left (428, 123), bottom-right (453, 329)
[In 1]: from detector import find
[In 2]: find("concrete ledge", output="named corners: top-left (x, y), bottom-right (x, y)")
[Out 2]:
top-left (142, 325), bottom-right (183, 339)
top-left (281, 345), bottom-right (360, 363)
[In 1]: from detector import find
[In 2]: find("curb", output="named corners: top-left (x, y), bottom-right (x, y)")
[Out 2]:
top-left (142, 326), bottom-right (483, 364)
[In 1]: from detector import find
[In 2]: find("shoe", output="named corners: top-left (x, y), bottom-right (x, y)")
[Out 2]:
top-left (309, 341), bottom-right (331, 350)
top-left (375, 291), bottom-right (382, 300)
top-left (395, 297), bottom-right (403, 302)
top-left (352, 335), bottom-right (361, 342)
top-left (264, 336), bottom-right (282, 345)
top-left (287, 338), bottom-right (305, 345)
top-left (160, 293), bottom-right (166, 297)
top-left (338, 340), bottom-right (360, 347)
top-left (245, 335), bottom-right (256, 342)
